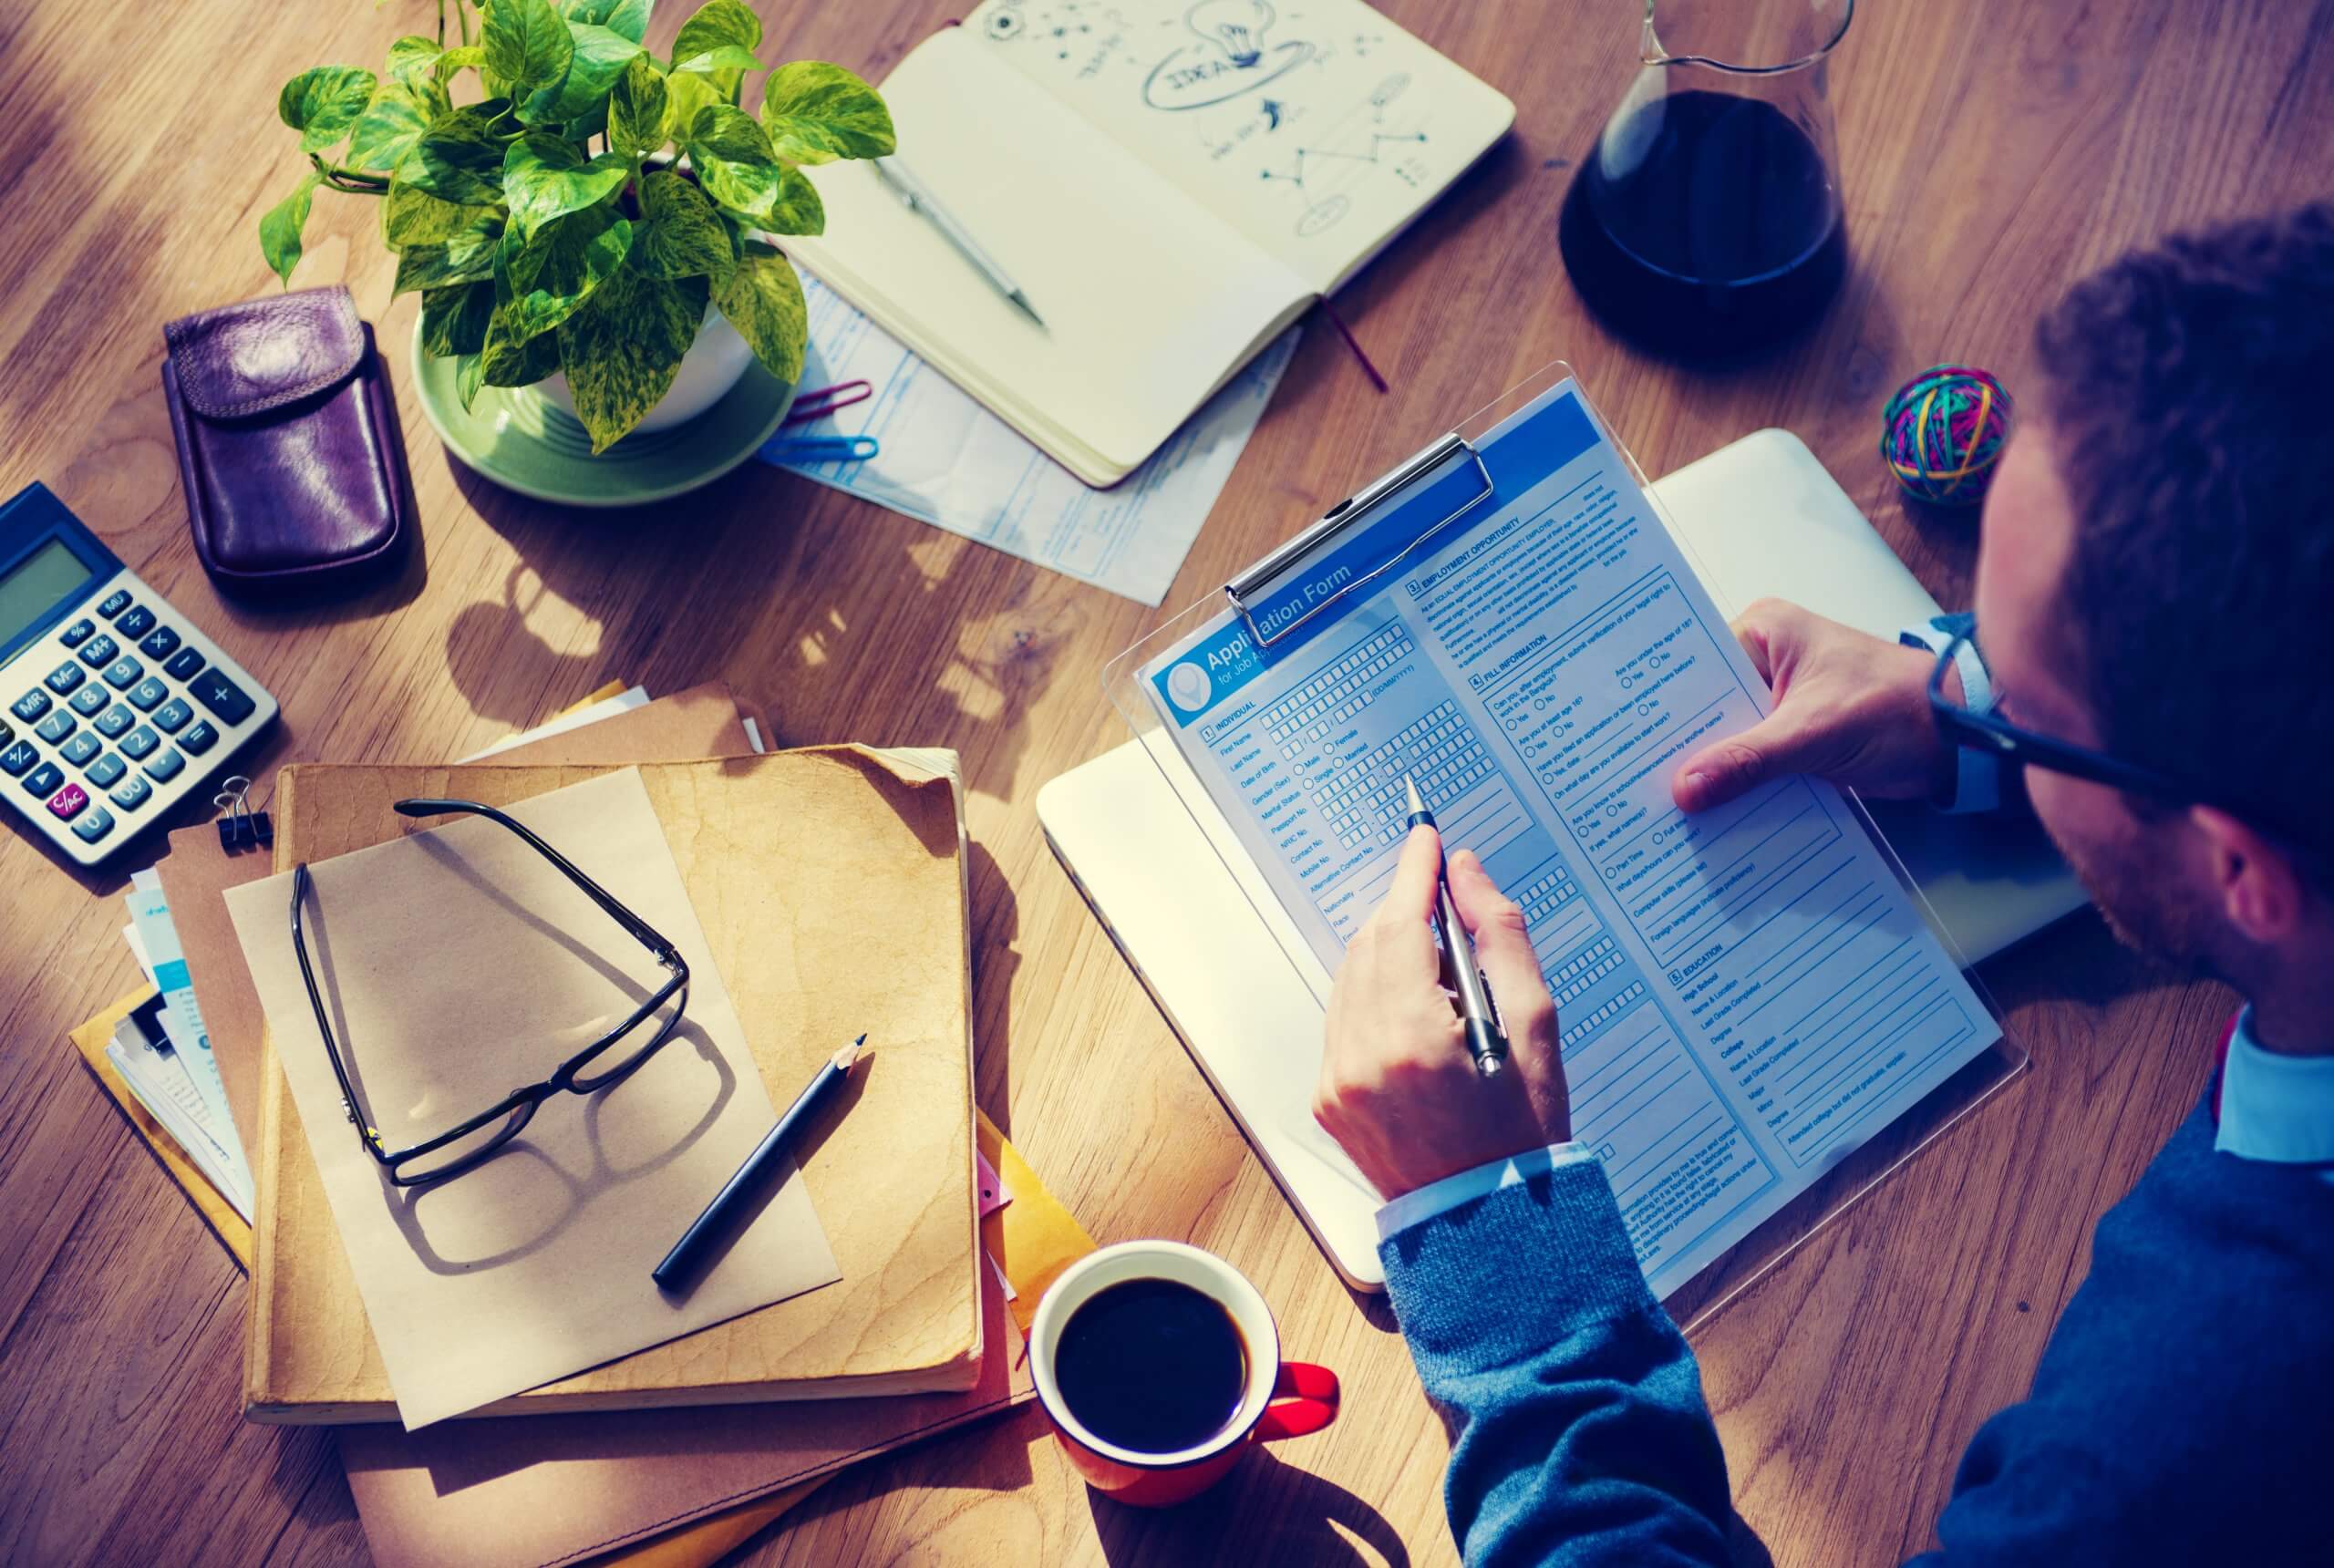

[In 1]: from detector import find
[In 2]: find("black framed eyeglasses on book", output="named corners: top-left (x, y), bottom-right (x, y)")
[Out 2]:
top-left (288, 798), bottom-right (692, 1188)
top-left (1924, 626), bottom-right (2318, 863)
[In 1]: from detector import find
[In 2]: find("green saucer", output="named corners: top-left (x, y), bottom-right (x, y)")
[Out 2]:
top-left (409, 325), bottom-right (795, 508)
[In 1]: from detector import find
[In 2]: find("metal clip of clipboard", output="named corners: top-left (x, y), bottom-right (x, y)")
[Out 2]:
top-left (1224, 431), bottom-right (1496, 650)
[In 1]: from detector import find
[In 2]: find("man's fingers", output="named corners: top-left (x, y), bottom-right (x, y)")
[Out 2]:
top-left (1445, 851), bottom-right (1554, 1038)
top-left (1382, 823), bottom-right (1443, 923)
top-left (1354, 824), bottom-right (1445, 989)
top-left (1729, 598), bottom-right (1798, 685)
top-left (1671, 710), bottom-right (1815, 814)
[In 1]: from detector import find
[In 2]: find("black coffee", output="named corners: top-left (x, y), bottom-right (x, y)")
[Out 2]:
top-left (1558, 89), bottom-right (1846, 357)
top-left (1054, 1277), bottom-right (1247, 1454)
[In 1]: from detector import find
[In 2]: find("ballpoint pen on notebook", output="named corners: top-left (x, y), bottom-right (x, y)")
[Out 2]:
top-left (1403, 774), bottom-right (1511, 1078)
top-left (872, 158), bottom-right (1047, 329)
top-left (653, 1035), bottom-right (869, 1292)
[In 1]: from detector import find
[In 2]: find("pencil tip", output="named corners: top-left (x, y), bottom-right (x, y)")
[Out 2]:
top-left (836, 1035), bottom-right (868, 1070)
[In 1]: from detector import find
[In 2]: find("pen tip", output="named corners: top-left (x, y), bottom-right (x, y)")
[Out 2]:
top-left (1012, 294), bottom-right (1047, 329)
top-left (1404, 772), bottom-right (1425, 814)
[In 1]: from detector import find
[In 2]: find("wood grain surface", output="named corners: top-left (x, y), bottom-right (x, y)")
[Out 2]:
top-left (2, 1), bottom-right (2329, 1564)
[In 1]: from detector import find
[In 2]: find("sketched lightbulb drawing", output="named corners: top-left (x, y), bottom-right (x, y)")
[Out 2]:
top-left (1187, 0), bottom-right (1275, 67)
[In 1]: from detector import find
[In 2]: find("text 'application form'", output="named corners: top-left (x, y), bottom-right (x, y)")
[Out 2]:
top-left (1144, 383), bottom-right (1998, 1295)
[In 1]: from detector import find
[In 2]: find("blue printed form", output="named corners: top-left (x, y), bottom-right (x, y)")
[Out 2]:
top-left (1141, 379), bottom-right (2000, 1296)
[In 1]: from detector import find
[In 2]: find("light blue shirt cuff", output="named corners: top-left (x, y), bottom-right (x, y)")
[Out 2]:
top-left (1375, 1142), bottom-right (1602, 1243)
top-left (1898, 616), bottom-right (2001, 814)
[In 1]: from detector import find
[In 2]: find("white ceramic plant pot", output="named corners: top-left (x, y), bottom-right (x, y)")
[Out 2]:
top-left (532, 305), bottom-right (754, 436)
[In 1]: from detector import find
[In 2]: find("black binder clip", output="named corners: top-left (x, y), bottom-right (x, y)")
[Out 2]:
top-left (214, 775), bottom-right (274, 851)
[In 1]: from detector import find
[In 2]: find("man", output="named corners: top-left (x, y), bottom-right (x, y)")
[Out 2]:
top-left (1315, 205), bottom-right (2334, 1563)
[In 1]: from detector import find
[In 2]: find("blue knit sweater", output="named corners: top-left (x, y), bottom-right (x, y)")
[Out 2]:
top-left (1380, 1094), bottom-right (2334, 1564)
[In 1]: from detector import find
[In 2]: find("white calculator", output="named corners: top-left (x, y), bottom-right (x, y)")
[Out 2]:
top-left (0, 483), bottom-right (278, 867)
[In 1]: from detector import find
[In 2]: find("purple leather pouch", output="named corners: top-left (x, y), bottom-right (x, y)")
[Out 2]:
top-left (161, 286), bottom-right (413, 599)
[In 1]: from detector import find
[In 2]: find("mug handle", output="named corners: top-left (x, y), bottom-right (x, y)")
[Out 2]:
top-left (1254, 1361), bottom-right (1340, 1440)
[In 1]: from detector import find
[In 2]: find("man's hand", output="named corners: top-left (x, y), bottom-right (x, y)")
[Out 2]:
top-left (1315, 827), bottom-right (1569, 1200)
top-left (1670, 598), bottom-right (1954, 814)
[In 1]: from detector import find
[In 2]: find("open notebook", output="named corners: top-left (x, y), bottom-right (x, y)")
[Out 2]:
top-left (786, 0), bottom-right (1514, 485)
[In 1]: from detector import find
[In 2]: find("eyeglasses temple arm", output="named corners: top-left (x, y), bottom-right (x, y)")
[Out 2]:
top-left (392, 799), bottom-right (687, 965)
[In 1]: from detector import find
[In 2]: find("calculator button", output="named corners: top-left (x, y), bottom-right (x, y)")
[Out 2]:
top-left (69, 683), bottom-right (108, 717)
top-left (11, 688), bottom-right (50, 723)
top-left (46, 782), bottom-right (88, 820)
top-left (137, 624), bottom-right (182, 660)
top-left (77, 634), bottom-right (118, 667)
top-left (103, 656), bottom-right (143, 689)
top-left (60, 731), bottom-right (100, 768)
top-left (22, 761), bottom-right (63, 798)
top-left (128, 676), bottom-right (169, 712)
top-left (163, 646), bottom-right (206, 682)
top-left (85, 752), bottom-right (126, 789)
top-left (46, 662), bottom-right (85, 695)
top-left (178, 720), bottom-right (219, 756)
top-left (96, 588), bottom-right (131, 618)
top-left (141, 747), bottom-right (186, 784)
top-left (0, 740), bottom-right (34, 776)
top-left (152, 697), bottom-right (193, 734)
top-left (114, 604), bottom-right (156, 639)
top-left (35, 710), bottom-right (74, 744)
top-left (59, 617), bottom-right (95, 649)
top-left (119, 725), bottom-right (160, 760)
top-left (109, 774), bottom-right (151, 811)
top-left (70, 806), bottom-right (114, 844)
top-left (93, 704), bottom-right (134, 739)
top-left (188, 668), bottom-right (256, 725)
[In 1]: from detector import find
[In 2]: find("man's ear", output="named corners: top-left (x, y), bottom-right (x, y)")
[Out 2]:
top-left (2191, 806), bottom-right (2307, 944)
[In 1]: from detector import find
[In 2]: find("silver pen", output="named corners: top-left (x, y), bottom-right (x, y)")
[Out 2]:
top-left (1404, 774), bottom-right (1511, 1078)
top-left (871, 158), bottom-right (1046, 329)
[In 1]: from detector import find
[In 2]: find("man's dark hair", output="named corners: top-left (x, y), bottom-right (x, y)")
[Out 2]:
top-left (2035, 203), bottom-right (2334, 871)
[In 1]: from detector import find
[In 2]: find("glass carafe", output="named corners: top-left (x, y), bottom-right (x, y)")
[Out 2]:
top-left (1558, 0), bottom-right (1852, 358)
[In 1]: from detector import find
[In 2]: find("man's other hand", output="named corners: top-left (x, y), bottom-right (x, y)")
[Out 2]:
top-left (1316, 827), bottom-right (1570, 1200)
top-left (1671, 598), bottom-right (1954, 814)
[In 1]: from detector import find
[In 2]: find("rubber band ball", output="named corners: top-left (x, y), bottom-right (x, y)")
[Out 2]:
top-left (1880, 365), bottom-right (2014, 505)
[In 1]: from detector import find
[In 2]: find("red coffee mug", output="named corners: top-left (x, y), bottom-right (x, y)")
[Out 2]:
top-left (1029, 1240), bottom-right (1340, 1508)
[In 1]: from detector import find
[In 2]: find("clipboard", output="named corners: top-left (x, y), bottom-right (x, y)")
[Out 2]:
top-left (1090, 363), bottom-right (2027, 1309)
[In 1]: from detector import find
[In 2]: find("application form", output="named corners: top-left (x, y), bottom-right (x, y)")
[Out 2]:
top-left (1140, 380), bottom-right (1999, 1295)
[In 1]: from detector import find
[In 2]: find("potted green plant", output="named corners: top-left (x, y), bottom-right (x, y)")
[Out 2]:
top-left (263, 0), bottom-right (891, 453)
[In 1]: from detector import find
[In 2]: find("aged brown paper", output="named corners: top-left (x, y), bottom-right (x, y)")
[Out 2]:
top-left (225, 769), bottom-right (839, 1429)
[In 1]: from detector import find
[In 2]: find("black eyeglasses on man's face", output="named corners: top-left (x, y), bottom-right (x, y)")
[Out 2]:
top-left (1924, 629), bottom-right (2312, 859)
top-left (289, 799), bottom-right (692, 1188)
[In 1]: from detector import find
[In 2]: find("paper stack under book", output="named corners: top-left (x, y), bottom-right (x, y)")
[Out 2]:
top-left (69, 683), bottom-right (1097, 1568)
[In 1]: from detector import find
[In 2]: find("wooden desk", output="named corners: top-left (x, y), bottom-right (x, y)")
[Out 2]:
top-left (2, 2), bottom-right (2327, 1563)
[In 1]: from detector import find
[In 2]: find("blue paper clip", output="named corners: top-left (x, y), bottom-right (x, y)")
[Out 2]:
top-left (762, 433), bottom-right (880, 463)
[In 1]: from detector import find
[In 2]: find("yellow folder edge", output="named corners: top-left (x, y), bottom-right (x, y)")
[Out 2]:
top-left (73, 983), bottom-right (254, 1268)
top-left (72, 965), bottom-right (1091, 1568)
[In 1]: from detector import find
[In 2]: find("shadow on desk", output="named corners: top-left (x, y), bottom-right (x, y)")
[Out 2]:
top-left (435, 454), bottom-right (1068, 806)
top-left (1089, 1448), bottom-right (1410, 1568)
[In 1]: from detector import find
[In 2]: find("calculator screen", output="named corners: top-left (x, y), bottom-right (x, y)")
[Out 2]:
top-left (0, 538), bottom-right (92, 643)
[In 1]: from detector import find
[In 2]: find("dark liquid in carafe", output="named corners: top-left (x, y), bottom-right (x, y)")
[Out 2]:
top-left (1055, 1278), bottom-right (1247, 1454)
top-left (1559, 89), bottom-right (1845, 357)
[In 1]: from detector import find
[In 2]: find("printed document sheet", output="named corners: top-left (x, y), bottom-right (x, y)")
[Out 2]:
top-left (763, 278), bottom-right (1298, 606)
top-left (1140, 379), bottom-right (2000, 1295)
